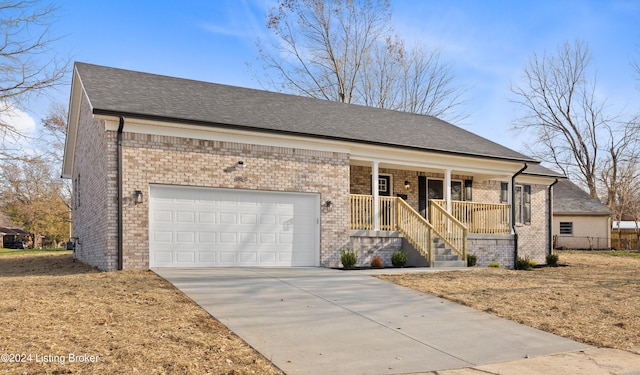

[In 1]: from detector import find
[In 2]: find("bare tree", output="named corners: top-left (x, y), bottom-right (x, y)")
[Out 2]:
top-left (0, 1), bottom-right (68, 143)
top-left (257, 0), bottom-right (466, 121)
top-left (0, 157), bottom-right (70, 247)
top-left (510, 40), bottom-right (640, 200)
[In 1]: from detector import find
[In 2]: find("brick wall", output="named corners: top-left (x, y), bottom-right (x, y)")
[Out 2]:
top-left (467, 234), bottom-right (515, 267)
top-left (72, 95), bottom-right (116, 270)
top-left (515, 183), bottom-right (550, 264)
top-left (349, 231), bottom-right (403, 267)
top-left (120, 132), bottom-right (351, 269)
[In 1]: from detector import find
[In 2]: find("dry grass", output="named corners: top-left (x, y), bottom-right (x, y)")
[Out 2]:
top-left (2, 250), bottom-right (639, 374)
top-left (380, 250), bottom-right (640, 351)
top-left (0, 252), bottom-right (283, 375)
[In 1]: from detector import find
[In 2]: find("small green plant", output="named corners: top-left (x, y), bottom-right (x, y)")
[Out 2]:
top-left (515, 256), bottom-right (533, 270)
top-left (340, 248), bottom-right (358, 269)
top-left (546, 253), bottom-right (559, 267)
top-left (371, 256), bottom-right (384, 268)
top-left (466, 254), bottom-right (477, 267)
top-left (391, 250), bottom-right (407, 267)
top-left (488, 262), bottom-right (500, 268)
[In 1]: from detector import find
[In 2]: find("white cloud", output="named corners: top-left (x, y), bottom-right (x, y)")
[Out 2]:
top-left (0, 103), bottom-right (37, 139)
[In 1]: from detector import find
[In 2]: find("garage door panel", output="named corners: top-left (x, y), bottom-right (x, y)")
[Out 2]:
top-left (175, 251), bottom-right (196, 264)
top-left (153, 251), bottom-right (173, 264)
top-left (153, 231), bottom-right (173, 243)
top-left (198, 212), bottom-right (216, 224)
top-left (219, 232), bottom-right (237, 243)
top-left (176, 231), bottom-right (195, 243)
top-left (239, 232), bottom-right (257, 243)
top-left (198, 251), bottom-right (217, 263)
top-left (176, 211), bottom-right (195, 223)
top-left (149, 185), bottom-right (319, 267)
top-left (198, 232), bottom-right (215, 243)
top-left (260, 233), bottom-right (277, 243)
top-left (219, 251), bottom-right (238, 263)
top-left (153, 210), bottom-right (173, 222)
top-left (220, 213), bottom-right (237, 224)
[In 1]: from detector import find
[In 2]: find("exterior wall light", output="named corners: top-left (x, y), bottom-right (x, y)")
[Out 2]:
top-left (404, 180), bottom-right (411, 191)
top-left (323, 200), bottom-right (333, 212)
top-left (134, 190), bottom-right (143, 204)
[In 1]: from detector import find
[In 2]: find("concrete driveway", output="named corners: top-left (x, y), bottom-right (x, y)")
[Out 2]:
top-left (155, 267), bottom-right (591, 374)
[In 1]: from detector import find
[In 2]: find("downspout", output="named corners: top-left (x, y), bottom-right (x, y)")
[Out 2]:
top-left (548, 179), bottom-right (559, 257)
top-left (511, 163), bottom-right (527, 269)
top-left (117, 116), bottom-right (125, 271)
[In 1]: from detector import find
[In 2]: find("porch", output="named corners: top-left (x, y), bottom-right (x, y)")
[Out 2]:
top-left (349, 194), bottom-right (512, 267)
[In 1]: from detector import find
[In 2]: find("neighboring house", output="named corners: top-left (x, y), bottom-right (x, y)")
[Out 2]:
top-left (552, 179), bottom-right (611, 249)
top-left (62, 62), bottom-right (563, 271)
top-left (0, 213), bottom-right (29, 248)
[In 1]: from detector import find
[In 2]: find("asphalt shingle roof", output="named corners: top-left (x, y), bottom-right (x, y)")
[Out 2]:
top-left (75, 62), bottom-right (537, 163)
top-left (553, 179), bottom-right (611, 216)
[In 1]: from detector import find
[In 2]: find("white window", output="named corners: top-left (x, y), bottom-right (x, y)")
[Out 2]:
top-left (514, 184), bottom-right (532, 225)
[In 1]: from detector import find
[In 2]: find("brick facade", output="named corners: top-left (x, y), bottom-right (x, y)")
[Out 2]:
top-left (73, 111), bottom-right (352, 270)
top-left (349, 166), bottom-right (551, 268)
top-left (71, 103), bottom-right (550, 271)
top-left (514, 183), bottom-right (550, 264)
top-left (71, 95), bottom-right (117, 271)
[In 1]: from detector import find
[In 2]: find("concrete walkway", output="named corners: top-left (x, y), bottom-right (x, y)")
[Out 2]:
top-left (154, 267), bottom-right (638, 374)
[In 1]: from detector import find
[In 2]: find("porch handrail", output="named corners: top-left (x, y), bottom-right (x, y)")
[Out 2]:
top-left (350, 194), bottom-right (373, 230)
top-left (349, 194), bottom-right (397, 230)
top-left (396, 198), bottom-right (434, 266)
top-left (429, 201), bottom-right (468, 264)
top-left (431, 199), bottom-right (510, 234)
top-left (349, 194), bottom-right (468, 267)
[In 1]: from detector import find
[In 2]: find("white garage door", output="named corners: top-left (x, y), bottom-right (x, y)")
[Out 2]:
top-left (149, 185), bottom-right (320, 267)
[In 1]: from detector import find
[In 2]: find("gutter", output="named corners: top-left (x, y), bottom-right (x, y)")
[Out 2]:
top-left (117, 116), bottom-right (125, 271)
top-left (548, 178), bottom-right (559, 256)
top-left (511, 163), bottom-right (528, 269)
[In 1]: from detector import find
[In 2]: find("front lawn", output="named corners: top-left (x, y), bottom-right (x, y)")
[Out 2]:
top-left (381, 250), bottom-right (640, 351)
top-left (0, 248), bottom-right (71, 256)
top-left (0, 252), bottom-right (283, 374)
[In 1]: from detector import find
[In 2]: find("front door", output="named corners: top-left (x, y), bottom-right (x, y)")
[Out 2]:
top-left (372, 175), bottom-right (391, 196)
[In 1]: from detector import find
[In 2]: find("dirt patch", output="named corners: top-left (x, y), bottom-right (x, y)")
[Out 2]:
top-left (379, 250), bottom-right (640, 351)
top-left (0, 252), bottom-right (283, 374)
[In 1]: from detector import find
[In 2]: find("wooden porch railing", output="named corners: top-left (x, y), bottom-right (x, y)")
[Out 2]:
top-left (396, 198), bottom-right (434, 265)
top-left (428, 201), bottom-right (468, 263)
top-left (349, 194), bottom-right (396, 230)
top-left (431, 200), bottom-right (510, 234)
top-left (349, 195), bottom-right (468, 266)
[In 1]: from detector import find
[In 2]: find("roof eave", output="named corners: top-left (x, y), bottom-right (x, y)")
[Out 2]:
top-left (92, 109), bottom-right (537, 165)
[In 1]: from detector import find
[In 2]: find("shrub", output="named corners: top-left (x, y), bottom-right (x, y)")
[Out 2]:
top-left (488, 262), bottom-right (500, 268)
top-left (466, 254), bottom-right (477, 267)
top-left (371, 256), bottom-right (384, 268)
top-left (515, 256), bottom-right (533, 270)
top-left (340, 248), bottom-right (358, 269)
top-left (391, 250), bottom-right (407, 267)
top-left (546, 253), bottom-right (559, 267)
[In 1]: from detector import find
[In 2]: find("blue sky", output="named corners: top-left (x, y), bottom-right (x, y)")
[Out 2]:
top-left (19, 0), bottom-right (640, 154)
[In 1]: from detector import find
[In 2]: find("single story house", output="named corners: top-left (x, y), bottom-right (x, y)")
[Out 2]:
top-left (62, 62), bottom-right (563, 271)
top-left (0, 213), bottom-right (29, 248)
top-left (552, 179), bottom-right (611, 249)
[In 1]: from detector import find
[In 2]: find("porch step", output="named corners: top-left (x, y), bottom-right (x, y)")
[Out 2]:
top-left (433, 237), bottom-right (465, 267)
top-left (434, 260), bottom-right (466, 268)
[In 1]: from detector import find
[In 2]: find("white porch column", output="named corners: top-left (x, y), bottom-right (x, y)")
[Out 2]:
top-left (372, 161), bottom-right (380, 230)
top-left (444, 168), bottom-right (452, 213)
